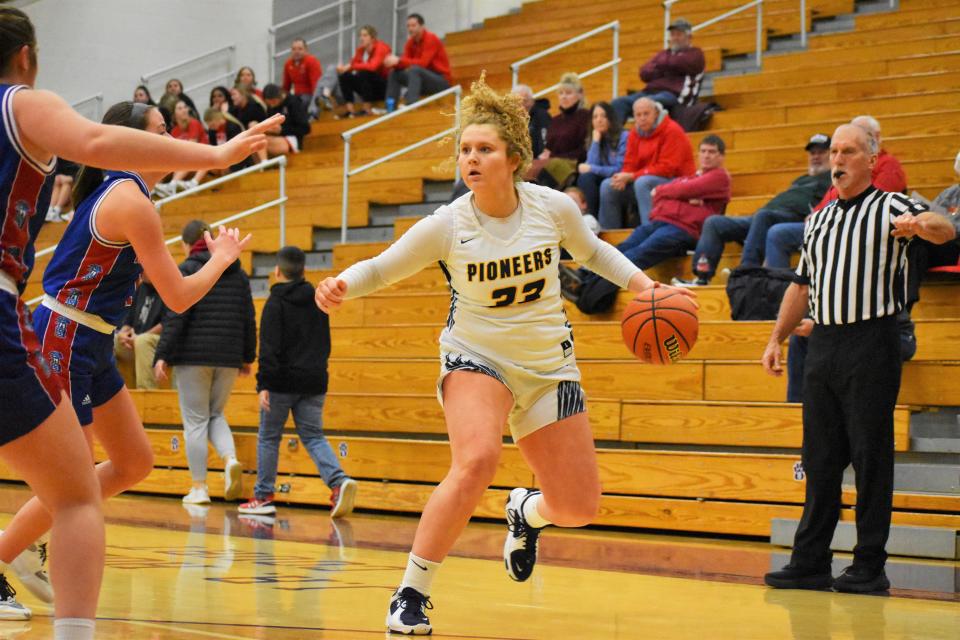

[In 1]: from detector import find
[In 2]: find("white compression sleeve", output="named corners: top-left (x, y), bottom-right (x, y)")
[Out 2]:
top-left (337, 210), bottom-right (452, 299)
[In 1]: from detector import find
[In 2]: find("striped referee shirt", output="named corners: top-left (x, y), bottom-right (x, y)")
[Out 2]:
top-left (794, 185), bottom-right (926, 325)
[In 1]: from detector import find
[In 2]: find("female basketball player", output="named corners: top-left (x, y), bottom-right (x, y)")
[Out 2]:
top-left (0, 99), bottom-right (250, 606)
top-left (0, 8), bottom-right (278, 637)
top-left (314, 76), bottom-right (696, 635)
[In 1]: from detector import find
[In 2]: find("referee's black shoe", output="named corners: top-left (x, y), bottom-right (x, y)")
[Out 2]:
top-left (764, 563), bottom-right (833, 590)
top-left (833, 565), bottom-right (890, 594)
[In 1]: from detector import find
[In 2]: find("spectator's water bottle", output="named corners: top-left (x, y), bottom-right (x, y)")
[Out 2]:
top-left (695, 255), bottom-right (710, 277)
top-left (386, 97), bottom-right (396, 113)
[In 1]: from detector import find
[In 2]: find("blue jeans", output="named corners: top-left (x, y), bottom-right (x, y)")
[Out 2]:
top-left (616, 221), bottom-right (695, 269)
top-left (598, 174), bottom-right (673, 229)
top-left (576, 172), bottom-right (605, 215)
top-left (691, 209), bottom-right (801, 280)
top-left (254, 393), bottom-right (347, 499)
top-left (765, 222), bottom-right (806, 269)
top-left (611, 90), bottom-right (679, 124)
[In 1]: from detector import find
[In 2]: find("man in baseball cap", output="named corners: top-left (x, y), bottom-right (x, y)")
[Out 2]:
top-left (610, 17), bottom-right (705, 123)
top-left (805, 133), bottom-right (831, 151)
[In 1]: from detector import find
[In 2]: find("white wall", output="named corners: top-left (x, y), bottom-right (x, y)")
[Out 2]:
top-left (24, 0), bottom-right (273, 117)
top-left (389, 0), bottom-right (522, 48)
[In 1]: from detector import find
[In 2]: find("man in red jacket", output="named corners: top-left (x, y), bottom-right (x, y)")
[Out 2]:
top-left (611, 18), bottom-right (705, 123)
top-left (384, 13), bottom-right (451, 108)
top-left (282, 38), bottom-right (322, 109)
top-left (598, 97), bottom-right (696, 229)
top-left (613, 134), bottom-right (730, 269)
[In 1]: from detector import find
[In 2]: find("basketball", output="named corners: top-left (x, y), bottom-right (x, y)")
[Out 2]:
top-left (621, 288), bottom-right (699, 364)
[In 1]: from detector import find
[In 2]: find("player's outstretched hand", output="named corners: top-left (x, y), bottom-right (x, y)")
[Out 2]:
top-left (316, 277), bottom-right (347, 314)
top-left (761, 339), bottom-right (783, 377)
top-left (206, 226), bottom-right (252, 266)
top-left (214, 114), bottom-right (286, 167)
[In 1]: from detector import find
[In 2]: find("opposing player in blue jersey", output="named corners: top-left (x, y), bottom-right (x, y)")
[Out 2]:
top-left (0, 99), bottom-right (251, 608)
top-left (0, 8), bottom-right (279, 638)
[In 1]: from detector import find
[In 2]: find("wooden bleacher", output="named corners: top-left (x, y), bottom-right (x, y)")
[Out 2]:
top-left (13, 0), bottom-right (960, 543)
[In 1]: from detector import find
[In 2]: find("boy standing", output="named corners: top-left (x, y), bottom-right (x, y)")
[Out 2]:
top-left (239, 247), bottom-right (357, 518)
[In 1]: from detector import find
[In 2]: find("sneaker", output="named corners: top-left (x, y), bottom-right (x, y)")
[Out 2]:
top-left (44, 206), bottom-right (61, 222)
top-left (0, 575), bottom-right (30, 620)
top-left (764, 563), bottom-right (833, 590)
top-left (238, 496), bottom-right (276, 515)
top-left (385, 586), bottom-right (432, 635)
top-left (671, 276), bottom-right (709, 287)
top-left (329, 478), bottom-right (357, 518)
top-left (153, 181), bottom-right (176, 198)
top-left (503, 488), bottom-right (544, 582)
top-left (223, 457), bottom-right (243, 501)
top-left (182, 486), bottom-right (211, 504)
top-left (370, 107), bottom-right (387, 116)
top-left (833, 565), bottom-right (890, 593)
top-left (9, 540), bottom-right (52, 604)
top-left (557, 263), bottom-right (583, 303)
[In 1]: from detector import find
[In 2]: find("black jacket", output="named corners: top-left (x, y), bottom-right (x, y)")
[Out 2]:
top-left (154, 251), bottom-right (256, 368)
top-left (256, 279), bottom-right (330, 395)
top-left (529, 98), bottom-right (551, 158)
top-left (267, 95), bottom-right (310, 147)
top-left (123, 281), bottom-right (166, 333)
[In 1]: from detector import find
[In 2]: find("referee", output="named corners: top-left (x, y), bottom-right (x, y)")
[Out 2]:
top-left (760, 124), bottom-right (957, 593)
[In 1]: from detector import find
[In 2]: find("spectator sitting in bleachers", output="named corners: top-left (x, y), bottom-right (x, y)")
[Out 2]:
top-left (561, 135), bottom-right (729, 307)
top-left (383, 13), bottom-right (451, 109)
top-left (576, 101), bottom-right (628, 217)
top-left (763, 115), bottom-right (908, 270)
top-left (282, 38), bottom-right (323, 110)
top-left (336, 24), bottom-right (391, 118)
top-left (673, 133), bottom-right (832, 286)
top-left (163, 78), bottom-right (199, 118)
top-left (234, 66), bottom-right (264, 100)
top-left (526, 72), bottom-right (590, 189)
top-left (229, 85), bottom-right (267, 129)
top-left (203, 108), bottom-right (247, 173)
top-left (44, 159), bottom-right (77, 222)
top-left (238, 246), bottom-right (357, 519)
top-left (210, 85), bottom-right (245, 129)
top-left (564, 186), bottom-right (600, 234)
top-left (598, 97), bottom-right (695, 229)
top-left (114, 272), bottom-right (167, 390)
top-left (514, 84), bottom-right (551, 159)
top-left (133, 84), bottom-right (156, 106)
top-left (611, 18), bottom-right (705, 124)
top-left (155, 99), bottom-right (210, 196)
top-left (261, 83), bottom-right (311, 161)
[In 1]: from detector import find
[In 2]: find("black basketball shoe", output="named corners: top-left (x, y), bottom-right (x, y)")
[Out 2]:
top-left (504, 488), bottom-right (544, 582)
top-left (386, 586), bottom-right (433, 635)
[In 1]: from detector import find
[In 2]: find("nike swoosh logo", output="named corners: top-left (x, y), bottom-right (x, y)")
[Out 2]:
top-left (460, 237), bottom-right (476, 244)
top-left (411, 560), bottom-right (428, 571)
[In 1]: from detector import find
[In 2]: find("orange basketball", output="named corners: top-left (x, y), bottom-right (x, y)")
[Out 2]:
top-left (621, 288), bottom-right (699, 364)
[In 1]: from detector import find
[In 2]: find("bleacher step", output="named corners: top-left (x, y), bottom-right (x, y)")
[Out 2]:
top-left (369, 202), bottom-right (438, 226)
top-left (769, 550), bottom-right (959, 591)
top-left (771, 518), bottom-right (959, 559)
top-left (910, 409), bottom-right (960, 453)
top-left (877, 457), bottom-right (960, 494)
top-left (423, 180), bottom-right (455, 202)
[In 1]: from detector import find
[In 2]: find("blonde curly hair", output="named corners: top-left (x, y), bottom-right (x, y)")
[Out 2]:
top-left (457, 74), bottom-right (532, 180)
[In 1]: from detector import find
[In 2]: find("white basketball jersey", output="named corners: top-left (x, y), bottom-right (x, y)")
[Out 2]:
top-left (439, 182), bottom-right (576, 373)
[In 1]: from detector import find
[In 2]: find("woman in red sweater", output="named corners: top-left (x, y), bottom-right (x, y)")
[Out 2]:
top-left (156, 99), bottom-right (210, 196)
top-left (337, 25), bottom-right (391, 117)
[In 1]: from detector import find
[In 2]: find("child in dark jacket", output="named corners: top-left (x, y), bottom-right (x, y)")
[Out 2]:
top-left (239, 246), bottom-right (357, 519)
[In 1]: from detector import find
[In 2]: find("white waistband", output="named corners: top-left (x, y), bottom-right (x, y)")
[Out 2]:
top-left (0, 271), bottom-right (16, 297)
top-left (41, 294), bottom-right (116, 335)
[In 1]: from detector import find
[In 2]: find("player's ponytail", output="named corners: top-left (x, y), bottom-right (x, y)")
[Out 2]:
top-left (72, 101), bottom-right (157, 208)
top-left (0, 7), bottom-right (36, 74)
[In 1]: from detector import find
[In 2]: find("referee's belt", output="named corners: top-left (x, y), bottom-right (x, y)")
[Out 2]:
top-left (0, 271), bottom-right (17, 297)
top-left (41, 294), bottom-right (116, 335)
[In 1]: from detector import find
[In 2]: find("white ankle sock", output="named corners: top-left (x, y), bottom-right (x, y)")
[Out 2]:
top-left (399, 552), bottom-right (440, 597)
top-left (522, 492), bottom-right (551, 529)
top-left (53, 618), bottom-right (95, 640)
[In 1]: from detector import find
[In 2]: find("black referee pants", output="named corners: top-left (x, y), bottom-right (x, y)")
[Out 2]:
top-left (791, 315), bottom-right (901, 573)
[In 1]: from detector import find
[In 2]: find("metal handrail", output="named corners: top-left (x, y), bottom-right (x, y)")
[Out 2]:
top-left (140, 44), bottom-right (236, 96)
top-left (29, 156), bottom-right (289, 307)
top-left (664, 0), bottom-right (765, 67)
top-left (340, 84), bottom-right (462, 244)
top-left (269, 0), bottom-right (356, 81)
top-left (70, 93), bottom-right (104, 121)
top-left (510, 21), bottom-right (620, 100)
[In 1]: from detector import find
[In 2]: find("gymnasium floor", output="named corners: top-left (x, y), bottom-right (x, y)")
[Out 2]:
top-left (0, 487), bottom-right (955, 639)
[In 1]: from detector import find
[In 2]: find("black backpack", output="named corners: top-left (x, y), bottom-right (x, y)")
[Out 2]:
top-left (725, 265), bottom-right (796, 320)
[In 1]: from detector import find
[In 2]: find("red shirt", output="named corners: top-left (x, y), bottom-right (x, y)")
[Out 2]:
top-left (282, 53), bottom-right (322, 96)
top-left (622, 115), bottom-right (695, 179)
top-left (350, 40), bottom-right (392, 79)
top-left (813, 149), bottom-right (907, 211)
top-left (399, 29), bottom-right (451, 82)
top-left (650, 167), bottom-right (732, 240)
top-left (171, 118), bottom-right (207, 144)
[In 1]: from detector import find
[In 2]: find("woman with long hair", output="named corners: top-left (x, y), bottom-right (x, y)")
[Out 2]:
top-left (576, 101), bottom-right (628, 216)
top-left (315, 75), bottom-right (695, 635)
top-left (336, 24), bottom-right (391, 117)
top-left (0, 8), bottom-right (278, 636)
top-left (0, 100), bottom-right (250, 612)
